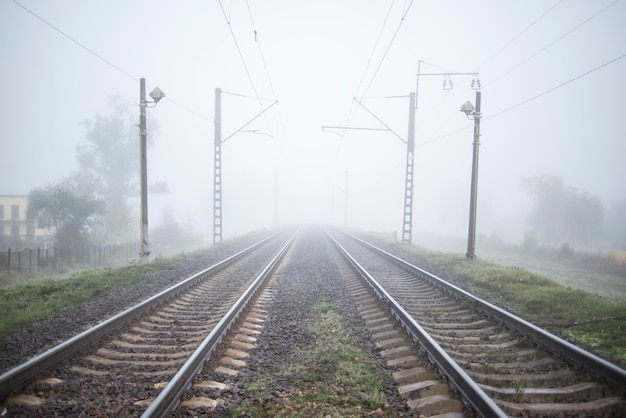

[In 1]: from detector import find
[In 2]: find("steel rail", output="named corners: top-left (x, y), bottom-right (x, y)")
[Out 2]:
top-left (342, 231), bottom-right (626, 395)
top-left (326, 231), bottom-right (506, 418)
top-left (140, 231), bottom-right (297, 417)
top-left (0, 232), bottom-right (281, 401)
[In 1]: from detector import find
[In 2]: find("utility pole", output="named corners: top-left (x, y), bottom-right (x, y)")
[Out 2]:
top-left (402, 92), bottom-right (416, 244)
top-left (274, 168), bottom-right (278, 228)
top-left (344, 171), bottom-right (348, 228)
top-left (416, 62), bottom-right (481, 255)
top-left (212, 89), bottom-right (277, 244)
top-left (213, 88), bottom-right (222, 246)
top-left (466, 91), bottom-right (482, 259)
top-left (136, 78), bottom-right (164, 262)
top-left (323, 94), bottom-right (415, 242)
top-left (139, 79), bottom-right (150, 262)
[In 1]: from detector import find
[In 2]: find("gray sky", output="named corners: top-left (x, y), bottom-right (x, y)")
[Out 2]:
top-left (1, 0), bottom-right (625, 243)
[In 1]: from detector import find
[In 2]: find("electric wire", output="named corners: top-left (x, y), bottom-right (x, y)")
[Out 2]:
top-left (417, 53), bottom-right (626, 147)
top-left (478, 0), bottom-right (565, 69)
top-left (346, 0), bottom-right (396, 123)
top-left (485, 0), bottom-right (621, 88)
top-left (244, 0), bottom-right (286, 143)
top-left (218, 0), bottom-right (263, 107)
top-left (245, 0), bottom-right (278, 106)
top-left (10, 0), bottom-right (138, 83)
top-left (10, 0), bottom-right (216, 123)
top-left (360, 0), bottom-right (415, 99)
top-left (329, 0), bottom-right (414, 176)
top-left (484, 53), bottom-right (626, 121)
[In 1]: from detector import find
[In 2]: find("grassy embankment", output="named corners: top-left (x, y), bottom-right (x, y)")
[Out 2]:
top-left (227, 299), bottom-right (390, 417)
top-left (0, 254), bottom-right (187, 339)
top-left (397, 244), bottom-right (626, 367)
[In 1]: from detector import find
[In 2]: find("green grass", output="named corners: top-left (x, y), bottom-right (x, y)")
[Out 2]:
top-left (228, 299), bottom-right (390, 417)
top-left (398, 244), bottom-right (626, 366)
top-left (0, 255), bottom-right (186, 338)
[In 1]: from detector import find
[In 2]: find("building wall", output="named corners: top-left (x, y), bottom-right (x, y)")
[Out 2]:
top-left (0, 195), bottom-right (52, 248)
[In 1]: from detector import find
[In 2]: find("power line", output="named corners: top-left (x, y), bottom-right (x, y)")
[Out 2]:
top-left (11, 0), bottom-right (216, 123)
top-left (218, 0), bottom-right (263, 104)
top-left (337, 0), bottom-right (396, 140)
top-left (10, 0), bottom-right (138, 83)
top-left (244, 0), bottom-right (282, 140)
top-left (485, 53), bottom-right (626, 121)
top-left (479, 0), bottom-right (565, 69)
top-left (417, 53), bottom-right (626, 146)
top-left (333, 0), bottom-right (414, 148)
top-left (360, 0), bottom-right (415, 99)
top-left (353, 0), bottom-right (396, 101)
top-left (485, 0), bottom-right (620, 88)
top-left (245, 0), bottom-right (277, 103)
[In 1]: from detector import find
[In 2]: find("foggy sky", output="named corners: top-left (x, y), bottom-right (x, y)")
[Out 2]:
top-left (1, 0), bottom-right (625, 244)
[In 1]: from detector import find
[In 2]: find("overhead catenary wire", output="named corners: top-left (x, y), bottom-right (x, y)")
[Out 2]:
top-left (359, 0), bottom-right (415, 99)
top-left (218, 0), bottom-right (264, 108)
top-left (329, 0), bottom-right (415, 175)
top-left (478, 0), bottom-right (565, 69)
top-left (10, 0), bottom-right (138, 83)
top-left (416, 1), bottom-right (622, 145)
top-left (417, 53), bottom-right (626, 147)
top-left (10, 0), bottom-right (214, 123)
top-left (340, 0), bottom-right (397, 135)
top-left (484, 0), bottom-right (621, 88)
top-left (484, 53), bottom-right (626, 121)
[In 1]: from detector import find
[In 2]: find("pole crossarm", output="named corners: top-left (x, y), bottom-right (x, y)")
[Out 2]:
top-left (417, 72), bottom-right (479, 77)
top-left (352, 98), bottom-right (406, 144)
top-left (322, 126), bottom-right (390, 132)
top-left (415, 60), bottom-right (480, 108)
top-left (222, 100), bottom-right (278, 143)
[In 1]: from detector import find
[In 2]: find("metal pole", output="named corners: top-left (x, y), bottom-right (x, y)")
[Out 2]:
top-left (139, 78), bottom-right (150, 262)
top-left (466, 91), bottom-right (482, 259)
top-left (344, 171), bottom-right (348, 228)
top-left (402, 92), bottom-right (416, 244)
top-left (274, 168), bottom-right (278, 228)
top-left (213, 88), bottom-right (223, 245)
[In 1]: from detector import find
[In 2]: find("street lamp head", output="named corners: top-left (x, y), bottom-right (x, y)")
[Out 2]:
top-left (460, 101), bottom-right (475, 116)
top-left (149, 86), bottom-right (165, 104)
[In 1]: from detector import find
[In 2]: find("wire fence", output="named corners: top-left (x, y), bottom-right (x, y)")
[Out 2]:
top-left (0, 243), bottom-right (137, 275)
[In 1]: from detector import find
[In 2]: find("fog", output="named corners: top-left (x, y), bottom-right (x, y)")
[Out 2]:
top-left (2, 1), bottom-right (625, 249)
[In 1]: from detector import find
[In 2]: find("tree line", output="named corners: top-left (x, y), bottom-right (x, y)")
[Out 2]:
top-left (522, 174), bottom-right (626, 249)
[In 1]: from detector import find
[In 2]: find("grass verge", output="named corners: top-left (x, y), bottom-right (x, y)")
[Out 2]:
top-left (0, 255), bottom-right (185, 339)
top-left (398, 244), bottom-right (626, 367)
top-left (228, 299), bottom-right (390, 417)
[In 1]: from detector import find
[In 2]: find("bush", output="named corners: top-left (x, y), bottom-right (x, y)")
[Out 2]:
top-left (559, 243), bottom-right (574, 259)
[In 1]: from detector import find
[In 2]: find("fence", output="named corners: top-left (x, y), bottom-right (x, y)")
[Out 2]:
top-left (0, 243), bottom-right (137, 275)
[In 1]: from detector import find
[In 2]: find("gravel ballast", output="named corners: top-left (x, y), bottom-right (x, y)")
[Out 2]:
top-left (0, 234), bottom-right (266, 374)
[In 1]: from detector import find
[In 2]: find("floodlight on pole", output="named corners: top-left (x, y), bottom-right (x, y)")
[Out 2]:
top-left (415, 60), bottom-right (482, 257)
top-left (460, 91), bottom-right (482, 260)
top-left (138, 78), bottom-right (165, 262)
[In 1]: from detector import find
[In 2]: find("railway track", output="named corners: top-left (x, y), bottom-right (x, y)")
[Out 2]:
top-left (329, 230), bottom-right (626, 416)
top-left (0, 231), bottom-right (295, 416)
top-left (1, 227), bottom-right (625, 416)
